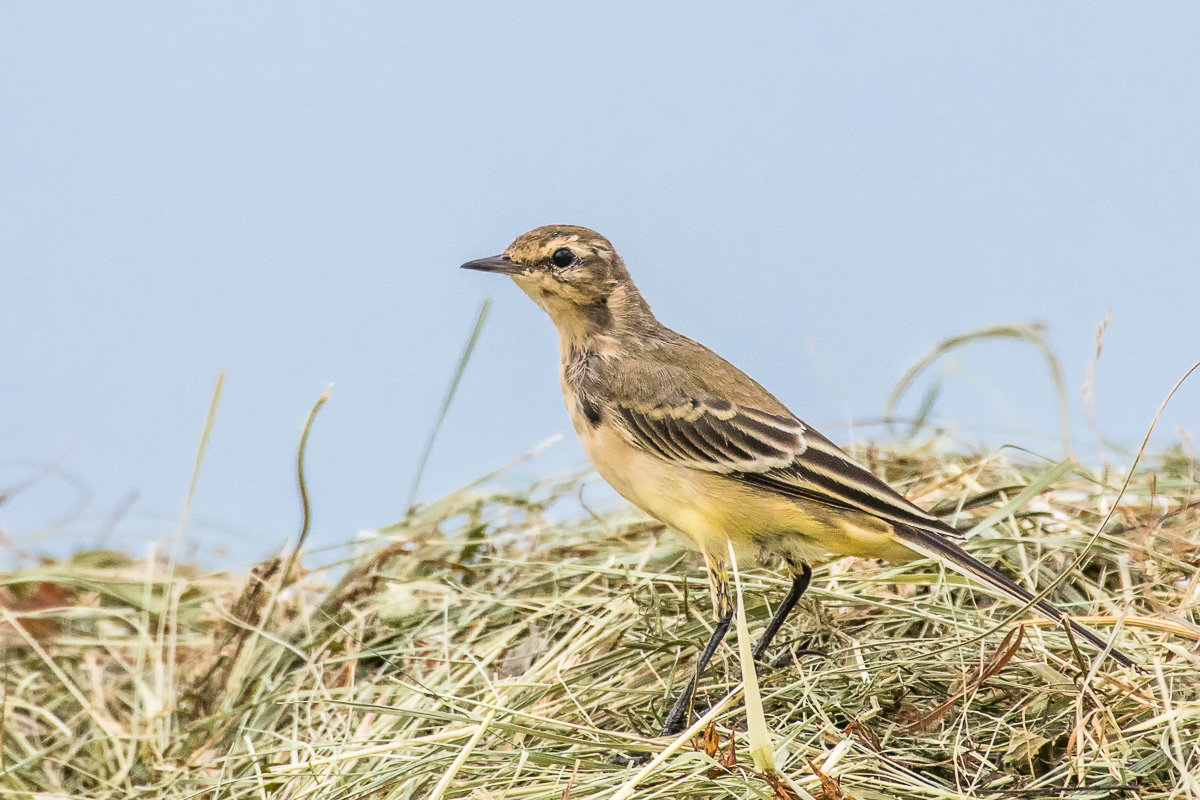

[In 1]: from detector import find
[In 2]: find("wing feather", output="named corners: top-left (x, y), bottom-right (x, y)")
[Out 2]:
top-left (617, 406), bottom-right (687, 463)
top-left (661, 415), bottom-right (728, 464)
top-left (616, 399), bottom-right (963, 541)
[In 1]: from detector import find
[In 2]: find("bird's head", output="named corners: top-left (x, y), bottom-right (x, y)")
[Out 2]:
top-left (461, 225), bottom-right (633, 311)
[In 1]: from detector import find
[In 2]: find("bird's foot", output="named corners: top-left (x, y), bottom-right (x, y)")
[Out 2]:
top-left (754, 643), bottom-right (829, 671)
top-left (613, 749), bottom-right (652, 768)
top-left (613, 706), bottom-right (710, 767)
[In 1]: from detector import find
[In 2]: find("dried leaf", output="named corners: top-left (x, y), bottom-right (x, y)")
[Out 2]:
top-left (696, 721), bottom-right (736, 778)
top-left (560, 758), bottom-right (579, 800)
top-left (904, 625), bottom-right (1025, 731)
top-left (697, 720), bottom-right (720, 759)
top-left (842, 718), bottom-right (882, 752)
top-left (721, 728), bottom-right (738, 771)
top-left (765, 770), bottom-right (805, 800)
top-left (806, 757), bottom-right (854, 800)
top-left (499, 622), bottom-right (545, 676)
top-left (1, 581), bottom-right (76, 641)
top-left (1003, 730), bottom-right (1051, 768)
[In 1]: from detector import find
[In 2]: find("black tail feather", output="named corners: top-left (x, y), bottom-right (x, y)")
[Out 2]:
top-left (899, 526), bottom-right (1134, 669)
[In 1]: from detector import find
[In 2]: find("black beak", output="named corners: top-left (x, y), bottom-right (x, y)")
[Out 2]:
top-left (460, 254), bottom-right (522, 275)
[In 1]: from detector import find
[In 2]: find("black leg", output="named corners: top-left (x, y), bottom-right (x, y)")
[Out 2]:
top-left (752, 563), bottom-right (811, 661)
top-left (658, 608), bottom-right (734, 737)
top-left (646, 558), bottom-right (811, 748)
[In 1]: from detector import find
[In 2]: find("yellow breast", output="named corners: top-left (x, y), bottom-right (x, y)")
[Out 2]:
top-left (561, 375), bottom-right (911, 566)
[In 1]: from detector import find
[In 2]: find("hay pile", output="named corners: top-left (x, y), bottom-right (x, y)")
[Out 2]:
top-left (2, 444), bottom-right (1198, 799)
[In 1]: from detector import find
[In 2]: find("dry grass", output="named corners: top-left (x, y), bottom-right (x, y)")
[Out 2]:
top-left (2, 441), bottom-right (1199, 799)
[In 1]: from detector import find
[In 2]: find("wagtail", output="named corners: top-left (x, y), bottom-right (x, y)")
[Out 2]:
top-left (462, 225), bottom-right (1132, 738)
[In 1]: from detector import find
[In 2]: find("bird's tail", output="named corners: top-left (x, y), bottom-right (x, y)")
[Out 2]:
top-left (898, 526), bottom-right (1134, 669)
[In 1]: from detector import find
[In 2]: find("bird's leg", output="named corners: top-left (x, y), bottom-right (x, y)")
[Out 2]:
top-left (658, 614), bottom-right (733, 737)
top-left (752, 562), bottom-right (812, 661)
top-left (657, 554), bottom-right (734, 738)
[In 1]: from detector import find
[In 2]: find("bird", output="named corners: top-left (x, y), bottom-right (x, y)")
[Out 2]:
top-left (461, 224), bottom-right (1133, 739)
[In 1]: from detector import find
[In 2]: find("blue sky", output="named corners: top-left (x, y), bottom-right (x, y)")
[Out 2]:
top-left (2, 3), bottom-right (1198, 565)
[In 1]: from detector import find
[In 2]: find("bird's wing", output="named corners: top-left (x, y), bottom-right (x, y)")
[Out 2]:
top-left (614, 398), bottom-right (963, 541)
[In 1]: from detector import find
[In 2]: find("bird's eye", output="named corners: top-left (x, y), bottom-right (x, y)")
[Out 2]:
top-left (550, 248), bottom-right (576, 268)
